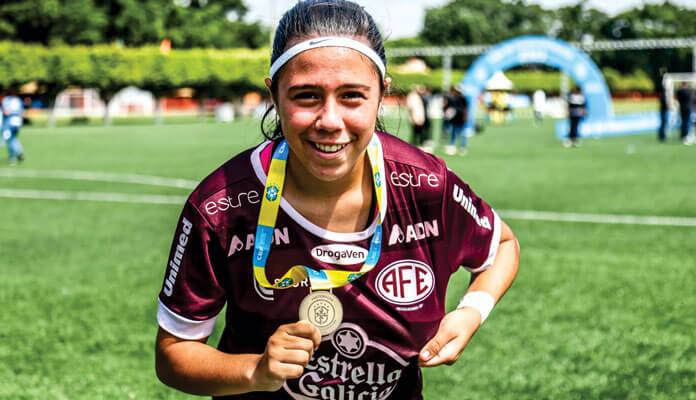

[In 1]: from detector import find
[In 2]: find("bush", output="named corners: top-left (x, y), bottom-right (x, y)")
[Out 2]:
top-left (0, 42), bottom-right (656, 101)
top-left (0, 41), bottom-right (270, 100)
top-left (387, 67), bottom-right (655, 94)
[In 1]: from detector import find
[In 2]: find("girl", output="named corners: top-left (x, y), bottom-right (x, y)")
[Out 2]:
top-left (155, 1), bottom-right (519, 399)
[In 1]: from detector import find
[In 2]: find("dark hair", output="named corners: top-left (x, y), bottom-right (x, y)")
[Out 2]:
top-left (261, 0), bottom-right (388, 140)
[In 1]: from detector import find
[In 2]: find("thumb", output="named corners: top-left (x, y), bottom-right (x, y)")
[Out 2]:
top-left (419, 336), bottom-right (444, 363)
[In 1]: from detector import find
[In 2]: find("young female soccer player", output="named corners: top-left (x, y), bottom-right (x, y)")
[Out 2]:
top-left (155, 1), bottom-right (519, 399)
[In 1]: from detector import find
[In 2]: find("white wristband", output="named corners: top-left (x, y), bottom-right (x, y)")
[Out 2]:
top-left (457, 291), bottom-right (495, 323)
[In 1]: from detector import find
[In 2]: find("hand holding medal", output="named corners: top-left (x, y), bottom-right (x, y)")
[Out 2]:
top-left (252, 137), bottom-right (384, 336)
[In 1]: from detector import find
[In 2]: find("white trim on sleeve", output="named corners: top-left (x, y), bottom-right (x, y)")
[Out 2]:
top-left (157, 299), bottom-right (219, 340)
top-left (465, 210), bottom-right (502, 273)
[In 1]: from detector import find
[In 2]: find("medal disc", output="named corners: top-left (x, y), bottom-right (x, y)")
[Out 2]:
top-left (298, 291), bottom-right (343, 336)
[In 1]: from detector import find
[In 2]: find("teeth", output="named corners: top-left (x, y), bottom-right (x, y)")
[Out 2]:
top-left (314, 142), bottom-right (347, 153)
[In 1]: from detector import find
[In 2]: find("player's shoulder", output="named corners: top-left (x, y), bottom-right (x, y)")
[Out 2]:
top-left (186, 143), bottom-right (264, 214)
top-left (377, 131), bottom-right (449, 195)
top-left (378, 132), bottom-right (445, 172)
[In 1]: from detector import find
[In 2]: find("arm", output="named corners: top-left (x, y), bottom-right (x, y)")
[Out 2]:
top-left (419, 219), bottom-right (519, 367)
top-left (155, 321), bottom-right (321, 396)
top-left (154, 201), bottom-right (322, 396)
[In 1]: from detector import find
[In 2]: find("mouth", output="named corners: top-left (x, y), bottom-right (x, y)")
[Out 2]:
top-left (311, 141), bottom-right (348, 154)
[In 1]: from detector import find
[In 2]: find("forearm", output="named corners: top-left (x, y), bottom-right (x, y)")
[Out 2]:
top-left (467, 236), bottom-right (519, 302)
top-left (465, 218), bottom-right (520, 308)
top-left (418, 229), bottom-right (519, 367)
top-left (155, 329), bottom-right (263, 396)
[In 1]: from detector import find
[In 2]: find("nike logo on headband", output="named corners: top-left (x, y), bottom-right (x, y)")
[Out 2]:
top-left (309, 38), bottom-right (330, 46)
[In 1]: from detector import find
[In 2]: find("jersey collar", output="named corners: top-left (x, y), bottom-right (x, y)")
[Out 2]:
top-left (250, 133), bottom-right (388, 243)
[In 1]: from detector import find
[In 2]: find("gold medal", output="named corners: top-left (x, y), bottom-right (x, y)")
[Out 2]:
top-left (298, 291), bottom-right (343, 336)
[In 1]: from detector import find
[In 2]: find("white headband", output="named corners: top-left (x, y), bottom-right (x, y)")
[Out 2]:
top-left (269, 36), bottom-right (386, 79)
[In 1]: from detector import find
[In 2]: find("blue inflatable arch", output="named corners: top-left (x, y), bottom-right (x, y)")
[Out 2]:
top-left (459, 36), bottom-right (613, 136)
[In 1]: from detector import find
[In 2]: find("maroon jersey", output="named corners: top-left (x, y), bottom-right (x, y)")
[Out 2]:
top-left (158, 132), bottom-right (500, 400)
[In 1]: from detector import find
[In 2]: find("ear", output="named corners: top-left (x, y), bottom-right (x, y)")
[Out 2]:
top-left (265, 78), bottom-right (277, 106)
top-left (379, 77), bottom-right (392, 104)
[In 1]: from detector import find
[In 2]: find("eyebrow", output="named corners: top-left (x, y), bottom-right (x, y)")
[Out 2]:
top-left (287, 83), bottom-right (372, 91)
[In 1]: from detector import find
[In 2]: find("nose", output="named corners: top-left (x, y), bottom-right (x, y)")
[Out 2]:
top-left (315, 97), bottom-right (343, 133)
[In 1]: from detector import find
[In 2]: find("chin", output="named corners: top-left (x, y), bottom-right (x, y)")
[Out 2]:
top-left (304, 154), bottom-right (352, 179)
top-left (309, 164), bottom-right (350, 182)
top-left (311, 170), bottom-right (346, 182)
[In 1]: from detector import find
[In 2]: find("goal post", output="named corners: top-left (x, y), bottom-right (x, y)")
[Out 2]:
top-left (663, 72), bottom-right (696, 111)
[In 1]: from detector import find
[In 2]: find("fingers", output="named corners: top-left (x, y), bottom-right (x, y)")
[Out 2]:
top-left (269, 321), bottom-right (320, 367)
top-left (264, 350), bottom-right (308, 380)
top-left (418, 308), bottom-right (481, 367)
top-left (254, 321), bottom-right (322, 391)
top-left (418, 336), bottom-right (465, 367)
top-left (287, 320), bottom-right (322, 350)
top-left (265, 341), bottom-right (313, 367)
top-left (418, 332), bottom-right (459, 367)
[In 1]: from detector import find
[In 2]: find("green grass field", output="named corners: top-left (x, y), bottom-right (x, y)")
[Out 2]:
top-left (1, 108), bottom-right (694, 399)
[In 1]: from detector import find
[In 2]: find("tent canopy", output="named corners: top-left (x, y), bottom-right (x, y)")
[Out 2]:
top-left (485, 71), bottom-right (513, 90)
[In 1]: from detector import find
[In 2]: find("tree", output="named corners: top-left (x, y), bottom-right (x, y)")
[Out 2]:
top-left (421, 0), bottom-right (549, 45)
top-left (0, 0), bottom-right (268, 49)
top-left (594, 2), bottom-right (696, 85)
top-left (552, 5), bottom-right (609, 42)
top-left (419, 0), bottom-right (550, 68)
top-left (99, 0), bottom-right (168, 46)
top-left (416, 0), bottom-right (696, 87)
top-left (0, 0), bottom-right (107, 45)
top-left (164, 0), bottom-right (268, 48)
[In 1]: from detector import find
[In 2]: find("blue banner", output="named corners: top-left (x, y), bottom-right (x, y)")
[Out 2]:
top-left (555, 112), bottom-right (681, 139)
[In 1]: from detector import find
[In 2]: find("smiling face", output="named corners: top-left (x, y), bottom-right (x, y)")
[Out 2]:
top-left (269, 43), bottom-right (383, 186)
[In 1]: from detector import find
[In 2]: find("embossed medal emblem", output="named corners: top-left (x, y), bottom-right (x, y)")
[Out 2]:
top-left (298, 291), bottom-right (343, 336)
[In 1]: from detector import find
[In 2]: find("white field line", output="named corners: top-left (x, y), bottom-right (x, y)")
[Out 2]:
top-left (498, 209), bottom-right (696, 227)
top-left (0, 189), bottom-right (186, 205)
top-left (1, 169), bottom-right (695, 227)
top-left (1, 188), bottom-right (695, 228)
top-left (0, 168), bottom-right (198, 189)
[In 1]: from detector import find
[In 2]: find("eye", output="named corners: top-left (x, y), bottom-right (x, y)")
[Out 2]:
top-left (292, 91), bottom-right (319, 101)
top-left (342, 91), bottom-right (367, 101)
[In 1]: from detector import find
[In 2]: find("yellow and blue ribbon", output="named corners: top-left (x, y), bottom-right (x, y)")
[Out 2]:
top-left (253, 135), bottom-right (384, 290)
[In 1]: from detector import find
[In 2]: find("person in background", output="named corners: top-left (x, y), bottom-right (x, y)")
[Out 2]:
top-left (532, 89), bottom-right (546, 125)
top-left (406, 84), bottom-right (426, 149)
top-left (2, 87), bottom-right (25, 165)
top-left (419, 86), bottom-right (434, 152)
top-left (443, 85), bottom-right (468, 155)
top-left (565, 86), bottom-right (586, 148)
top-left (489, 91), bottom-right (504, 124)
top-left (658, 85), bottom-right (669, 143)
top-left (153, 1), bottom-right (519, 399)
top-left (676, 82), bottom-right (695, 146)
top-left (0, 102), bottom-right (3, 150)
top-left (441, 88), bottom-right (454, 149)
top-left (657, 69), bottom-right (669, 143)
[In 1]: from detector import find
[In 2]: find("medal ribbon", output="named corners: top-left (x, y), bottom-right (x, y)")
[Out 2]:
top-left (252, 135), bottom-right (384, 290)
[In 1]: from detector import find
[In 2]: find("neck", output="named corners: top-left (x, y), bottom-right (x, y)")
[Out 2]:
top-left (285, 152), bottom-right (370, 199)
top-left (282, 150), bottom-right (375, 233)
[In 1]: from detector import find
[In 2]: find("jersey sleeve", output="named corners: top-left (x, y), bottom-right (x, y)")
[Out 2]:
top-left (444, 169), bottom-right (501, 274)
top-left (157, 199), bottom-right (227, 340)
